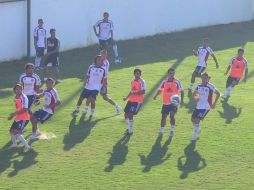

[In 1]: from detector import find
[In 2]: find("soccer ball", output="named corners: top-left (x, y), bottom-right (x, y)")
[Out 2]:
top-left (171, 94), bottom-right (181, 106)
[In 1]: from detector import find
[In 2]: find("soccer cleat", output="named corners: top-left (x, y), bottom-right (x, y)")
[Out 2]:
top-left (24, 146), bottom-right (32, 152)
top-left (159, 127), bottom-right (165, 135)
top-left (71, 110), bottom-right (79, 117)
top-left (169, 130), bottom-right (175, 137)
top-left (116, 105), bottom-right (122, 115)
top-left (114, 57), bottom-right (122, 64)
top-left (128, 126), bottom-right (133, 134)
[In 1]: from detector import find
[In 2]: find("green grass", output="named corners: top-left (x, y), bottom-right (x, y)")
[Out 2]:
top-left (1, 20), bottom-right (254, 190)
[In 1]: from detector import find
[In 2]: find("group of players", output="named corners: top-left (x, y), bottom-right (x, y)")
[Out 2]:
top-left (7, 12), bottom-right (248, 152)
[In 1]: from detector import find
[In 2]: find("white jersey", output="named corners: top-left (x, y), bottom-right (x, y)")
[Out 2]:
top-left (19, 73), bottom-right (41, 96)
top-left (34, 26), bottom-right (46, 47)
top-left (197, 46), bottom-right (214, 67)
top-left (85, 65), bottom-right (106, 91)
top-left (42, 88), bottom-right (60, 114)
top-left (101, 59), bottom-right (110, 76)
top-left (94, 20), bottom-right (114, 40)
top-left (195, 82), bottom-right (218, 110)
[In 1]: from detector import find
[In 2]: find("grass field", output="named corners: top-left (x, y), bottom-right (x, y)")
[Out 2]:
top-left (0, 21), bottom-right (254, 190)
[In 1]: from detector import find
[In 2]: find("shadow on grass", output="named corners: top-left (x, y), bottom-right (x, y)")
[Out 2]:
top-left (0, 141), bottom-right (38, 177)
top-left (184, 89), bottom-right (196, 114)
top-left (218, 96), bottom-right (242, 124)
top-left (63, 114), bottom-right (116, 151)
top-left (177, 141), bottom-right (206, 179)
top-left (104, 133), bottom-right (131, 172)
top-left (139, 135), bottom-right (172, 172)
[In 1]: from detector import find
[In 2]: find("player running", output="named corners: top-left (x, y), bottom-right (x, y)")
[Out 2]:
top-left (29, 78), bottom-right (60, 140)
top-left (8, 84), bottom-right (31, 152)
top-left (34, 18), bottom-right (46, 70)
top-left (19, 63), bottom-right (41, 109)
top-left (85, 49), bottom-right (122, 115)
top-left (191, 73), bottom-right (220, 141)
top-left (188, 38), bottom-right (219, 90)
top-left (44, 28), bottom-right (61, 83)
top-left (72, 55), bottom-right (106, 117)
top-left (153, 68), bottom-right (184, 137)
top-left (123, 69), bottom-right (146, 134)
top-left (93, 12), bottom-right (121, 63)
top-left (223, 48), bottom-right (248, 97)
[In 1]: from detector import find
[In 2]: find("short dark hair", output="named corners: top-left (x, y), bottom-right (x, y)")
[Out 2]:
top-left (168, 68), bottom-right (175, 73)
top-left (94, 55), bottom-right (102, 64)
top-left (201, 72), bottom-right (210, 78)
top-left (25, 63), bottom-right (34, 70)
top-left (38, 18), bottom-right (43, 23)
top-left (13, 83), bottom-right (23, 92)
top-left (103, 12), bottom-right (109, 16)
top-left (238, 48), bottom-right (244, 53)
top-left (50, 28), bottom-right (56, 33)
top-left (134, 68), bottom-right (142, 75)
top-left (46, 78), bottom-right (55, 85)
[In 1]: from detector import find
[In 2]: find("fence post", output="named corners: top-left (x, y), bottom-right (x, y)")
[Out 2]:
top-left (27, 0), bottom-right (31, 59)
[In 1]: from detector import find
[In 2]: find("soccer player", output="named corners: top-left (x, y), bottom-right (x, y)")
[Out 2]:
top-left (85, 49), bottom-right (122, 115)
top-left (191, 73), bottom-right (220, 141)
top-left (223, 48), bottom-right (248, 97)
top-left (19, 63), bottom-right (41, 109)
top-left (44, 28), bottom-right (61, 83)
top-left (123, 69), bottom-right (146, 134)
top-left (72, 55), bottom-right (106, 117)
top-left (8, 84), bottom-right (31, 152)
top-left (188, 38), bottom-right (219, 90)
top-left (153, 68), bottom-right (184, 137)
top-left (93, 12), bottom-right (121, 63)
top-left (34, 18), bottom-right (46, 70)
top-left (29, 78), bottom-right (60, 139)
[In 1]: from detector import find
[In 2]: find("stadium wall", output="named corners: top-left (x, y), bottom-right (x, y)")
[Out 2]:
top-left (1, 0), bottom-right (254, 61)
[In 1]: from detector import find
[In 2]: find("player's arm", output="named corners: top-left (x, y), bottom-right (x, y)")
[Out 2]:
top-left (8, 108), bottom-right (29, 120)
top-left (123, 91), bottom-right (132, 101)
top-left (192, 90), bottom-right (199, 102)
top-left (180, 89), bottom-right (184, 105)
top-left (93, 22), bottom-right (99, 37)
top-left (211, 53), bottom-right (219, 68)
top-left (193, 48), bottom-right (198, 56)
top-left (243, 68), bottom-right (248, 82)
top-left (153, 89), bottom-right (162, 100)
top-left (211, 90), bottom-right (220, 109)
top-left (224, 65), bottom-right (231, 76)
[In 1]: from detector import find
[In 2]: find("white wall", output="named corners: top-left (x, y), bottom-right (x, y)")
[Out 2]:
top-left (1, 0), bottom-right (254, 60)
top-left (0, 1), bottom-right (26, 60)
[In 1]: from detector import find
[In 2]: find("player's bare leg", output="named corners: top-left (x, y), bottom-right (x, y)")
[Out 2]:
top-left (72, 97), bottom-right (85, 117)
top-left (127, 113), bottom-right (134, 134)
top-left (101, 93), bottom-right (122, 114)
top-left (55, 66), bottom-right (61, 83)
top-left (29, 115), bottom-right (41, 139)
top-left (89, 97), bottom-right (96, 117)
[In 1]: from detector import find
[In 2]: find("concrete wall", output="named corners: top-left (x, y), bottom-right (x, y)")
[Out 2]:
top-left (1, 0), bottom-right (254, 60)
top-left (0, 0), bottom-right (26, 60)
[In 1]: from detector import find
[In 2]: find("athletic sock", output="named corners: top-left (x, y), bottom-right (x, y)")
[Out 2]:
top-left (192, 124), bottom-right (200, 140)
top-left (125, 118), bottom-right (129, 125)
top-left (90, 109), bottom-right (95, 116)
top-left (83, 106), bottom-right (89, 113)
top-left (189, 83), bottom-right (194, 89)
top-left (225, 86), bottom-right (232, 96)
top-left (76, 106), bottom-right (80, 111)
top-left (128, 120), bottom-right (134, 133)
top-left (112, 44), bottom-right (119, 58)
top-left (35, 57), bottom-right (41, 68)
top-left (17, 135), bottom-right (30, 148)
top-left (11, 134), bottom-right (17, 146)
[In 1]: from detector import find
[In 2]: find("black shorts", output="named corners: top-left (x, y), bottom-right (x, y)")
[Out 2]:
top-left (36, 47), bottom-right (45, 57)
top-left (226, 76), bottom-right (240, 88)
top-left (192, 109), bottom-right (210, 120)
top-left (161, 104), bottom-right (178, 115)
top-left (124, 101), bottom-right (142, 115)
top-left (10, 120), bottom-right (29, 135)
top-left (80, 88), bottom-right (99, 100)
top-left (99, 38), bottom-right (112, 50)
top-left (33, 109), bottom-right (53, 124)
top-left (45, 56), bottom-right (59, 67)
top-left (194, 66), bottom-right (206, 75)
